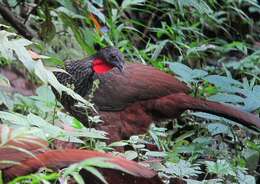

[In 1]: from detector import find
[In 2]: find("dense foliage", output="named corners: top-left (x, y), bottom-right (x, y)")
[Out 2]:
top-left (0, 0), bottom-right (260, 183)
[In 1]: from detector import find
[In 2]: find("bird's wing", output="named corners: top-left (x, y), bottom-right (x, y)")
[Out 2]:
top-left (93, 63), bottom-right (190, 111)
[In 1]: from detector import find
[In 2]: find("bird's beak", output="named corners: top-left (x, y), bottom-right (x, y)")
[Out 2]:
top-left (111, 59), bottom-right (124, 72)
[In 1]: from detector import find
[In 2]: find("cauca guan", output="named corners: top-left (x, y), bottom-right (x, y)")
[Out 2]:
top-left (53, 47), bottom-right (260, 142)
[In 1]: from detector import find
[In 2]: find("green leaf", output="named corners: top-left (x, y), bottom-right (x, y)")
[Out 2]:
top-left (205, 160), bottom-right (236, 176)
top-left (0, 31), bottom-right (35, 71)
top-left (223, 41), bottom-right (248, 55)
top-left (123, 150), bottom-right (138, 160)
top-left (31, 86), bottom-right (57, 113)
top-left (192, 112), bottom-right (227, 121)
top-left (27, 113), bottom-right (63, 138)
top-left (121, 0), bottom-right (145, 9)
top-left (145, 151), bottom-right (167, 158)
top-left (207, 123), bottom-right (231, 136)
top-left (0, 111), bottom-right (29, 126)
top-left (0, 30), bottom-right (16, 60)
top-left (56, 0), bottom-right (78, 13)
top-left (168, 62), bottom-right (207, 83)
top-left (208, 94), bottom-right (244, 104)
top-left (70, 172), bottom-right (85, 184)
top-left (168, 62), bottom-right (193, 82)
top-left (163, 160), bottom-right (202, 177)
top-left (237, 169), bottom-right (256, 184)
top-left (109, 141), bottom-right (128, 147)
top-left (205, 75), bottom-right (241, 88)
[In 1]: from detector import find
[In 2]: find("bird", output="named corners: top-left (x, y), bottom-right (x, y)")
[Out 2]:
top-left (0, 125), bottom-right (162, 184)
top-left (53, 47), bottom-right (260, 142)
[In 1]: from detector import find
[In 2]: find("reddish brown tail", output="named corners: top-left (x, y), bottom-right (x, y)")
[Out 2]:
top-left (180, 94), bottom-right (260, 129)
top-left (154, 93), bottom-right (260, 129)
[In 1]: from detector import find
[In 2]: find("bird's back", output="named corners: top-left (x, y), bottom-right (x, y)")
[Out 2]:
top-left (93, 63), bottom-right (190, 111)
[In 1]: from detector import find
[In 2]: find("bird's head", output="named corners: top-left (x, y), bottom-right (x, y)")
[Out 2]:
top-left (92, 47), bottom-right (125, 74)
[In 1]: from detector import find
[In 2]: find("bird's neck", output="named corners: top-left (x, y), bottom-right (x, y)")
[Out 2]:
top-left (92, 58), bottom-right (113, 74)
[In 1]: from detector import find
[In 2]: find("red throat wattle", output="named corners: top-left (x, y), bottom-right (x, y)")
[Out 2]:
top-left (92, 58), bottom-right (113, 74)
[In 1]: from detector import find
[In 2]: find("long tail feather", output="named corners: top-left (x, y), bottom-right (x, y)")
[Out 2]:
top-left (155, 93), bottom-right (260, 129)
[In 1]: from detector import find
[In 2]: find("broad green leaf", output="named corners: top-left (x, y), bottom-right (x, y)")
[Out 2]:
top-left (56, 0), bottom-right (78, 12)
top-left (163, 160), bottom-right (202, 177)
top-left (207, 123), bottom-right (231, 136)
top-left (191, 69), bottom-right (208, 79)
top-left (9, 38), bottom-right (35, 71)
top-left (192, 112), bottom-right (226, 121)
top-left (168, 62), bottom-right (207, 84)
top-left (35, 85), bottom-right (56, 101)
top-left (0, 111), bottom-right (29, 126)
top-left (168, 62), bottom-right (193, 82)
top-left (27, 113), bottom-right (63, 138)
top-left (205, 75), bottom-right (241, 87)
top-left (208, 94), bottom-right (244, 104)
top-left (205, 160), bottom-right (236, 176)
top-left (31, 86), bottom-right (57, 113)
top-left (0, 30), bottom-right (16, 60)
top-left (123, 150), bottom-right (138, 160)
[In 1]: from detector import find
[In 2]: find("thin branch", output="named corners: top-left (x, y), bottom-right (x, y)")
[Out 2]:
top-left (0, 3), bottom-right (33, 39)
